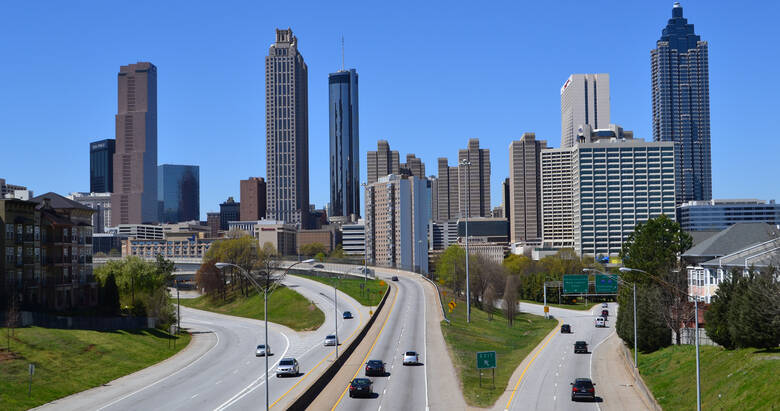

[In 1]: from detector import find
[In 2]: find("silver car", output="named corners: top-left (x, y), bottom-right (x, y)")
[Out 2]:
top-left (255, 344), bottom-right (271, 357)
top-left (324, 334), bottom-right (338, 346)
top-left (276, 358), bottom-right (299, 377)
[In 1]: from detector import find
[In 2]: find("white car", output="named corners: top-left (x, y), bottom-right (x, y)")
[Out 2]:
top-left (602, 302), bottom-right (609, 308)
top-left (324, 334), bottom-right (338, 346)
top-left (595, 317), bottom-right (606, 328)
top-left (256, 344), bottom-right (271, 357)
top-left (275, 357), bottom-right (299, 377)
top-left (402, 351), bottom-right (419, 365)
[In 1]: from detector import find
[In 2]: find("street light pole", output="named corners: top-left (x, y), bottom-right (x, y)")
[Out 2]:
top-left (633, 282), bottom-right (637, 368)
top-left (461, 158), bottom-right (471, 323)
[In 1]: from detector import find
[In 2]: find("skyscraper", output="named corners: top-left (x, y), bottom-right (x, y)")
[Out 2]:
top-left (111, 62), bottom-right (158, 224)
top-left (436, 158), bottom-right (459, 221)
top-left (157, 164), bottom-right (200, 223)
top-left (560, 74), bottom-right (610, 148)
top-left (328, 68), bottom-right (360, 218)
top-left (219, 197), bottom-right (240, 231)
top-left (652, 2), bottom-right (712, 203)
top-left (509, 133), bottom-right (547, 244)
top-left (90, 139), bottom-right (115, 193)
top-left (400, 154), bottom-right (425, 178)
top-left (240, 177), bottom-right (267, 221)
top-left (366, 140), bottom-right (400, 184)
top-left (458, 139), bottom-right (491, 218)
top-left (266, 28), bottom-right (310, 227)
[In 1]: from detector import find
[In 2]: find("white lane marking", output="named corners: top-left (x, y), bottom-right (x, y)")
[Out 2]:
top-left (420, 276), bottom-right (430, 411)
top-left (96, 326), bottom-right (221, 411)
top-left (216, 380), bottom-right (222, 385)
top-left (383, 389), bottom-right (387, 395)
top-left (214, 331), bottom-right (291, 411)
top-left (191, 394), bottom-right (199, 399)
top-left (245, 361), bottom-right (250, 365)
top-left (553, 395), bottom-right (556, 401)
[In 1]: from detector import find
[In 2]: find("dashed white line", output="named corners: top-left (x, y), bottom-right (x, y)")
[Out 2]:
top-left (216, 380), bottom-right (222, 385)
top-left (191, 394), bottom-right (199, 399)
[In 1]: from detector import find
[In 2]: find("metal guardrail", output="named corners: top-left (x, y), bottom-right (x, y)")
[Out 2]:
top-left (420, 274), bottom-right (449, 324)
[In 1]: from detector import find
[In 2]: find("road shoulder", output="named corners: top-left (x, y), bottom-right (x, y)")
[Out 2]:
top-left (591, 331), bottom-right (656, 411)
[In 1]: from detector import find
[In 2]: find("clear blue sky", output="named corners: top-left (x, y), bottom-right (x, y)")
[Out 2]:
top-left (2, 1), bottom-right (778, 219)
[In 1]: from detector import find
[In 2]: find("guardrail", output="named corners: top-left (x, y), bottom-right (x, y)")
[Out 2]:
top-left (420, 274), bottom-right (449, 324)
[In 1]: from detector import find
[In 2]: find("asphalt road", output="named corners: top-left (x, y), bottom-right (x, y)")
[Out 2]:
top-left (37, 275), bottom-right (367, 411)
top-left (331, 268), bottom-right (429, 411)
top-left (504, 302), bottom-right (616, 411)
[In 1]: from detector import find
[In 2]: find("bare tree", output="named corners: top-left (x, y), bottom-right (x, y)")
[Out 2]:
top-left (5, 297), bottom-right (19, 350)
top-left (504, 275), bottom-right (519, 327)
top-left (656, 267), bottom-right (696, 345)
top-left (483, 284), bottom-right (496, 321)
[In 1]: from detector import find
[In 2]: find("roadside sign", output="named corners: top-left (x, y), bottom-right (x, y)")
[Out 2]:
top-left (595, 274), bottom-right (618, 293)
top-left (448, 300), bottom-right (456, 311)
top-left (543, 306), bottom-right (549, 313)
top-left (476, 351), bottom-right (496, 369)
top-left (563, 274), bottom-right (588, 294)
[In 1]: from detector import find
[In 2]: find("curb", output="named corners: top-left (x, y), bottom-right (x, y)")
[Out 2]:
top-left (619, 341), bottom-right (662, 411)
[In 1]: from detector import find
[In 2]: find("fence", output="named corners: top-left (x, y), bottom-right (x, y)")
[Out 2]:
top-left (675, 327), bottom-right (718, 346)
top-left (0, 311), bottom-right (155, 331)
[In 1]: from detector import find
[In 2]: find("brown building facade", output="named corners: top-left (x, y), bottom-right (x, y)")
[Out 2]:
top-left (240, 177), bottom-right (267, 221)
top-left (509, 133), bottom-right (547, 243)
top-left (458, 139), bottom-right (491, 218)
top-left (366, 140), bottom-right (400, 184)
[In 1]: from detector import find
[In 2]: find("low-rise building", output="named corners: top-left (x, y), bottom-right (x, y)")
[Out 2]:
top-left (341, 220), bottom-right (365, 256)
top-left (122, 237), bottom-right (215, 259)
top-left (677, 199), bottom-right (780, 232)
top-left (117, 224), bottom-right (164, 240)
top-left (297, 229), bottom-right (338, 254)
top-left (429, 220), bottom-right (458, 251)
top-left (456, 217), bottom-right (509, 264)
top-left (255, 220), bottom-right (297, 256)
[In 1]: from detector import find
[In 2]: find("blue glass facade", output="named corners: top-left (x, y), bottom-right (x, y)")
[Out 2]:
top-left (89, 139), bottom-right (115, 193)
top-left (328, 69), bottom-right (360, 218)
top-left (652, 3), bottom-right (712, 204)
top-left (677, 201), bottom-right (780, 231)
top-left (157, 164), bottom-right (200, 223)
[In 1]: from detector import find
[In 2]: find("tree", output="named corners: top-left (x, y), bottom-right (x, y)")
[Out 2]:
top-left (300, 242), bottom-right (328, 257)
top-left (504, 275), bottom-right (519, 327)
top-left (94, 256), bottom-right (172, 317)
top-left (705, 272), bottom-right (738, 349)
top-left (436, 245), bottom-right (467, 296)
top-left (195, 260), bottom-right (226, 299)
top-left (330, 245), bottom-right (346, 259)
top-left (729, 269), bottom-right (780, 349)
top-left (483, 284), bottom-right (497, 321)
top-left (100, 273), bottom-right (120, 315)
top-left (5, 297), bottom-right (19, 350)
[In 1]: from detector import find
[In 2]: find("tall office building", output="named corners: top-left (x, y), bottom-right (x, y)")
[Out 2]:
top-left (541, 147), bottom-right (576, 249)
top-left (401, 154), bottom-right (425, 178)
top-left (429, 176), bottom-right (439, 221)
top-left (458, 139), bottom-right (491, 218)
top-left (328, 69), bottom-right (360, 218)
top-left (240, 177), bottom-right (267, 221)
top-left (219, 197), bottom-right (240, 231)
top-left (436, 158), bottom-right (459, 221)
top-left (560, 74), bottom-right (610, 148)
top-left (366, 140), bottom-right (400, 184)
top-left (90, 139), bottom-right (115, 193)
top-left (265, 28), bottom-right (310, 227)
top-left (157, 164), bottom-right (199, 223)
top-left (652, 2), bottom-right (712, 203)
top-left (206, 212), bottom-right (220, 237)
top-left (111, 62), bottom-right (158, 224)
top-left (509, 133), bottom-right (547, 243)
top-left (502, 178), bottom-right (510, 223)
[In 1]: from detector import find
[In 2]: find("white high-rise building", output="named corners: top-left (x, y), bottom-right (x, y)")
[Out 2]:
top-left (561, 74), bottom-right (610, 148)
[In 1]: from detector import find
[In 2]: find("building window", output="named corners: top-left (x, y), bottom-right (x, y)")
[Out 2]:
top-left (34, 226), bottom-right (40, 240)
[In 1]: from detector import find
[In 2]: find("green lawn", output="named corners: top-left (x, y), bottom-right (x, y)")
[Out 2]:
top-left (0, 327), bottom-right (190, 411)
top-left (178, 286), bottom-right (324, 331)
top-left (440, 301), bottom-right (557, 407)
top-left (520, 299), bottom-right (600, 311)
top-left (638, 345), bottom-right (780, 410)
top-left (293, 274), bottom-right (388, 307)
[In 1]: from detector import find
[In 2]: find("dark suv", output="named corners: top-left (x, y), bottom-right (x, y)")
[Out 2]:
top-left (561, 324), bottom-right (571, 333)
top-left (349, 378), bottom-right (373, 398)
top-left (574, 341), bottom-right (588, 354)
top-left (601, 309), bottom-right (609, 318)
top-left (571, 377), bottom-right (596, 401)
top-left (365, 360), bottom-right (385, 376)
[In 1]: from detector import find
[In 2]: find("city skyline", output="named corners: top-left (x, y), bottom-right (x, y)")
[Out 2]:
top-left (2, 1), bottom-right (778, 219)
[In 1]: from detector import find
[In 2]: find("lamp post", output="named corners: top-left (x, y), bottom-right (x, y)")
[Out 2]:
top-left (215, 258), bottom-right (313, 411)
top-left (587, 267), bottom-right (636, 368)
top-left (333, 273), bottom-right (340, 360)
top-left (620, 266), bottom-right (700, 411)
top-left (361, 182), bottom-right (369, 285)
top-left (460, 158), bottom-right (472, 323)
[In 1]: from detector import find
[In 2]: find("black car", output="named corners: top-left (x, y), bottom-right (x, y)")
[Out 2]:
top-left (365, 360), bottom-right (385, 376)
top-left (349, 378), bottom-right (373, 398)
top-left (391, 276), bottom-right (399, 281)
top-left (343, 311), bottom-right (353, 319)
top-left (571, 377), bottom-right (596, 401)
top-left (561, 324), bottom-right (571, 333)
top-left (574, 341), bottom-right (588, 354)
top-left (601, 309), bottom-right (609, 318)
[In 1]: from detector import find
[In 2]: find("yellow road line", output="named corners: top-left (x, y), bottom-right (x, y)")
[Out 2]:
top-left (504, 318), bottom-right (562, 410)
top-left (330, 284), bottom-right (399, 410)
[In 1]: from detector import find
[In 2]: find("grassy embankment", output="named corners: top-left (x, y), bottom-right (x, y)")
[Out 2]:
top-left (520, 299), bottom-right (600, 311)
top-left (441, 301), bottom-right (557, 407)
top-left (178, 286), bottom-right (324, 331)
top-left (293, 274), bottom-right (388, 307)
top-left (637, 344), bottom-right (780, 410)
top-left (0, 327), bottom-right (189, 411)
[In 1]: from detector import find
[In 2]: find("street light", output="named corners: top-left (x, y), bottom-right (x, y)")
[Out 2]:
top-left (215, 258), bottom-right (314, 411)
top-left (587, 267), bottom-right (636, 369)
top-left (460, 158), bottom-right (472, 323)
top-left (360, 182), bottom-right (369, 287)
top-left (620, 266), bottom-right (701, 411)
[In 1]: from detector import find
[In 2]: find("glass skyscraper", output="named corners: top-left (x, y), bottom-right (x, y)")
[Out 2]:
top-left (89, 139), bottom-right (115, 193)
top-left (328, 69), bottom-right (360, 218)
top-left (157, 164), bottom-right (200, 223)
top-left (652, 2), bottom-right (712, 204)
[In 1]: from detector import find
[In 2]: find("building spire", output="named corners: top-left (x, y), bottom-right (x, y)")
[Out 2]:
top-left (341, 35), bottom-right (345, 71)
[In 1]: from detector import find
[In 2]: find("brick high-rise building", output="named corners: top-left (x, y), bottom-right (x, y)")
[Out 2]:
top-left (458, 139), bottom-right (491, 218)
top-left (509, 133), bottom-right (547, 243)
top-left (436, 158), bottom-right (459, 221)
top-left (240, 177), bottom-right (267, 221)
top-left (366, 140), bottom-right (400, 184)
top-left (206, 212), bottom-right (220, 238)
top-left (265, 28), bottom-right (310, 227)
top-left (111, 62), bottom-right (158, 224)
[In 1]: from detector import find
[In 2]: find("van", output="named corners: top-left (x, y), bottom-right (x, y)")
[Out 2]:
top-left (595, 317), bottom-right (606, 328)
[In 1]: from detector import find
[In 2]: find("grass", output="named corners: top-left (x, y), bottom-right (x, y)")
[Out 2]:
top-left (520, 299), bottom-right (601, 311)
top-left (0, 326), bottom-right (190, 411)
top-left (638, 345), bottom-right (780, 410)
top-left (292, 274), bottom-right (388, 307)
top-left (440, 301), bottom-right (558, 407)
top-left (178, 286), bottom-right (324, 331)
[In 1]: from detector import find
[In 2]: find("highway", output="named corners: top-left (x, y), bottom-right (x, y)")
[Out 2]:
top-left (504, 302), bottom-right (616, 411)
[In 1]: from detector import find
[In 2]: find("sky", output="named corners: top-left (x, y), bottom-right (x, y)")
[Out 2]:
top-left (2, 0), bottom-right (779, 220)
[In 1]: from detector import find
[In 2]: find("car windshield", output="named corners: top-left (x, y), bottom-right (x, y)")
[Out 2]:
top-left (368, 360), bottom-right (382, 366)
top-left (327, 335), bottom-right (335, 339)
top-left (352, 378), bottom-right (370, 386)
top-left (405, 352), bottom-right (416, 356)
top-left (257, 345), bottom-right (265, 348)
top-left (279, 359), bottom-right (294, 366)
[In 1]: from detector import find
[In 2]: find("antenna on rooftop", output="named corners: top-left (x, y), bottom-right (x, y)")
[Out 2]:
top-left (341, 35), bottom-right (345, 71)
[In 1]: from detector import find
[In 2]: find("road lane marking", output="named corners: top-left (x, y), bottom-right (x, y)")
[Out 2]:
top-left (191, 394), bottom-right (198, 399)
top-left (216, 380), bottom-right (222, 385)
top-left (330, 284), bottom-right (399, 410)
top-left (504, 318), bottom-right (562, 411)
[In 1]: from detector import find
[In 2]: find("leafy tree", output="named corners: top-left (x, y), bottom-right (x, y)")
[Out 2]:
top-left (436, 245), bottom-right (467, 296)
top-left (195, 260), bottom-right (227, 300)
top-left (94, 256), bottom-right (172, 317)
top-left (300, 242), bottom-right (328, 257)
top-left (330, 245), bottom-right (346, 259)
top-left (315, 252), bottom-right (326, 262)
top-left (100, 273), bottom-right (120, 315)
top-left (729, 269), bottom-right (780, 349)
top-left (705, 272), bottom-right (738, 349)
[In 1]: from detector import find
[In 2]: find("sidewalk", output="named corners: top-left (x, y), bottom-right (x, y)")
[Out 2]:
top-left (591, 331), bottom-right (654, 411)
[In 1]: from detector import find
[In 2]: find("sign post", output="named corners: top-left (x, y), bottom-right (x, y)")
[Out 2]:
top-left (28, 363), bottom-right (34, 395)
top-left (476, 351), bottom-right (497, 388)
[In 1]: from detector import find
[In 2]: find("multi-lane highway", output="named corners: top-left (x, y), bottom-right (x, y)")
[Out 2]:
top-left (504, 302), bottom-right (616, 411)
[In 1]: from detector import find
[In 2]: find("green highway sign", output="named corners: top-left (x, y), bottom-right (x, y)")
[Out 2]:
top-left (476, 351), bottom-right (496, 369)
top-left (595, 274), bottom-right (618, 293)
top-left (563, 274), bottom-right (588, 294)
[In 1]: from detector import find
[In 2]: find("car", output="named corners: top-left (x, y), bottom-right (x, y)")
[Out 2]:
top-left (571, 377), bottom-right (596, 401)
top-left (343, 311), bottom-right (353, 319)
top-left (574, 341), bottom-right (588, 354)
top-left (561, 324), bottom-right (571, 333)
top-left (348, 378), bottom-right (373, 398)
top-left (391, 276), bottom-right (399, 281)
top-left (402, 351), bottom-right (420, 365)
top-left (602, 302), bottom-right (609, 308)
top-left (601, 309), bottom-right (609, 318)
top-left (255, 344), bottom-right (271, 357)
top-left (595, 317), bottom-right (606, 327)
top-left (365, 360), bottom-right (385, 376)
top-left (275, 357), bottom-right (299, 377)
top-left (324, 334), bottom-right (338, 346)
top-left (313, 264), bottom-right (325, 268)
